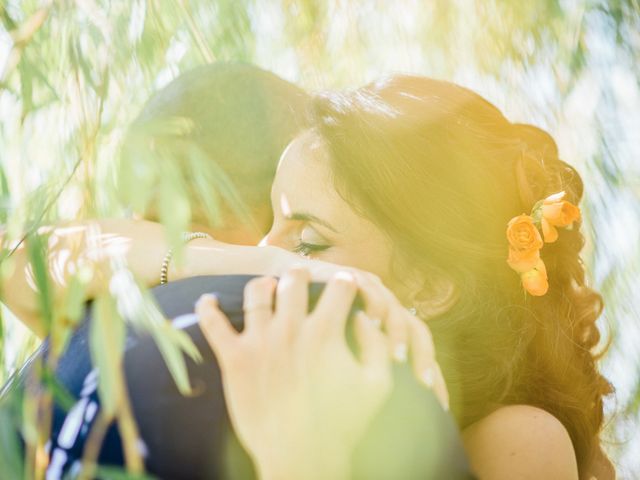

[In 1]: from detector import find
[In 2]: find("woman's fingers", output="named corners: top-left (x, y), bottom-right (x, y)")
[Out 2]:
top-left (197, 293), bottom-right (237, 361)
top-left (406, 314), bottom-right (435, 379)
top-left (354, 275), bottom-right (410, 362)
top-left (243, 276), bottom-right (277, 335)
top-left (430, 363), bottom-right (449, 411)
top-left (310, 272), bottom-right (358, 338)
top-left (273, 267), bottom-right (310, 341)
top-left (384, 305), bottom-right (410, 363)
top-left (407, 314), bottom-right (449, 410)
top-left (353, 272), bottom-right (389, 322)
top-left (354, 311), bottom-right (390, 381)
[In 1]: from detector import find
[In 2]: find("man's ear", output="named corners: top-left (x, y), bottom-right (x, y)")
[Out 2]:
top-left (406, 271), bottom-right (459, 320)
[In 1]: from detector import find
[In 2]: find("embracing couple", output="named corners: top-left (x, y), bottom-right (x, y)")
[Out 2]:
top-left (1, 62), bottom-right (614, 479)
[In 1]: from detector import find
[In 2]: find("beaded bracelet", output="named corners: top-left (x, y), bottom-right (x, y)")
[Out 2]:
top-left (160, 232), bottom-right (213, 285)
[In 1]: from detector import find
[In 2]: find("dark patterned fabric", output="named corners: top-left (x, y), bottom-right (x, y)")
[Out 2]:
top-left (2, 275), bottom-right (476, 480)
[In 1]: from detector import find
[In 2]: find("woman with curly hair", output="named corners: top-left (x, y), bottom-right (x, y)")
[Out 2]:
top-left (198, 75), bottom-right (614, 479)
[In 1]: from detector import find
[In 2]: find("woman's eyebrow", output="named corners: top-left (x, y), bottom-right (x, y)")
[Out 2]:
top-left (288, 212), bottom-right (338, 233)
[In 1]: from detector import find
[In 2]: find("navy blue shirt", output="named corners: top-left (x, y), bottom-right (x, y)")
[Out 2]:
top-left (2, 275), bottom-right (475, 479)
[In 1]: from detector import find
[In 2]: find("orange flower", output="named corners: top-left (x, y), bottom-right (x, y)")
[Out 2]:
top-left (520, 258), bottom-right (549, 296)
top-left (539, 191), bottom-right (581, 243)
top-left (507, 246), bottom-right (540, 274)
top-left (505, 193), bottom-right (579, 296)
top-left (506, 214), bottom-right (543, 254)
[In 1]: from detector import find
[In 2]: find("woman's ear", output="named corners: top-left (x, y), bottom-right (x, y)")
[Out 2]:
top-left (407, 272), bottom-right (459, 320)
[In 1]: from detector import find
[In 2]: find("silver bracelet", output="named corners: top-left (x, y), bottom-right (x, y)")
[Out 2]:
top-left (160, 232), bottom-right (213, 285)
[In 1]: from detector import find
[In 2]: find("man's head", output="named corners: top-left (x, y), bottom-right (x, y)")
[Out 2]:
top-left (124, 62), bottom-right (309, 244)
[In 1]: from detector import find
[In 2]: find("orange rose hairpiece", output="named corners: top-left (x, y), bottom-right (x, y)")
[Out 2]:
top-left (506, 191), bottom-right (580, 296)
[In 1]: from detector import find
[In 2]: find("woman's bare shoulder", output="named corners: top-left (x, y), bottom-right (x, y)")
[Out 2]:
top-left (461, 404), bottom-right (579, 480)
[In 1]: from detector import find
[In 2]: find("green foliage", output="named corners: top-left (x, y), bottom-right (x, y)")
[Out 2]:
top-left (91, 294), bottom-right (126, 418)
top-left (0, 392), bottom-right (25, 480)
top-left (25, 231), bottom-right (53, 335)
top-left (90, 466), bottom-right (158, 480)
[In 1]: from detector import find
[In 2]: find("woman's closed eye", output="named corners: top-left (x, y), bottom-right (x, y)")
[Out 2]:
top-left (293, 241), bottom-right (331, 257)
top-left (293, 226), bottom-right (331, 257)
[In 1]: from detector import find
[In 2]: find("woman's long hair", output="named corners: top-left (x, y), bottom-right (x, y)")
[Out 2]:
top-left (310, 76), bottom-right (614, 479)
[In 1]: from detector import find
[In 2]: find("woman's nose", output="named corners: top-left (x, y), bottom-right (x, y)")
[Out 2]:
top-left (259, 229), bottom-right (288, 248)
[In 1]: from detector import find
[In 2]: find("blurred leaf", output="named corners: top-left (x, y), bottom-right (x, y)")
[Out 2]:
top-left (187, 143), bottom-right (252, 231)
top-left (92, 465), bottom-right (158, 480)
top-left (117, 138), bottom-right (159, 216)
top-left (0, 166), bottom-right (10, 224)
top-left (132, 288), bottom-right (201, 395)
top-left (26, 231), bottom-right (53, 334)
top-left (18, 58), bottom-right (34, 115)
top-left (41, 366), bottom-right (76, 412)
top-left (186, 143), bottom-right (222, 228)
top-left (107, 265), bottom-right (199, 395)
top-left (63, 275), bottom-right (87, 328)
top-left (149, 323), bottom-right (200, 395)
top-left (0, 305), bottom-right (4, 382)
top-left (158, 151), bottom-right (191, 261)
top-left (90, 294), bottom-right (125, 418)
top-left (0, 394), bottom-right (25, 480)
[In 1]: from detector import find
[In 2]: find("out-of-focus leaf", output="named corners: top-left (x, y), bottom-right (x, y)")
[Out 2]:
top-left (0, 393), bottom-right (25, 480)
top-left (108, 265), bottom-right (199, 395)
top-left (26, 231), bottom-right (53, 335)
top-left (0, 5), bottom-right (18, 31)
top-left (0, 166), bottom-right (10, 224)
top-left (92, 465), bottom-right (158, 480)
top-left (90, 294), bottom-right (125, 417)
top-left (18, 57), bottom-right (34, 115)
top-left (149, 325), bottom-right (199, 395)
top-left (131, 288), bottom-right (201, 395)
top-left (158, 151), bottom-right (191, 262)
top-left (187, 143), bottom-right (253, 231)
top-left (0, 305), bottom-right (4, 382)
top-left (49, 274), bottom-right (88, 359)
top-left (186, 143), bottom-right (222, 228)
top-left (63, 274), bottom-right (87, 327)
top-left (41, 366), bottom-right (76, 412)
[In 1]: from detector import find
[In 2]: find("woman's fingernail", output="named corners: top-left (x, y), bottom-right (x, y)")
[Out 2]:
top-left (421, 367), bottom-right (435, 388)
top-left (432, 365), bottom-right (450, 411)
top-left (196, 293), bottom-right (217, 311)
top-left (334, 271), bottom-right (355, 283)
top-left (393, 343), bottom-right (408, 363)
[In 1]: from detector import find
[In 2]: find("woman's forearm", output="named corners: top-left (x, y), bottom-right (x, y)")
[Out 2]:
top-left (0, 218), bottom-right (287, 336)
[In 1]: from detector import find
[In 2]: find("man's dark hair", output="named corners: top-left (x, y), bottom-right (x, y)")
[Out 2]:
top-left (123, 62), bottom-right (309, 235)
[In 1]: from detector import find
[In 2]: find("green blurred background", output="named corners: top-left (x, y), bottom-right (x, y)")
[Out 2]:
top-left (1, 0), bottom-right (638, 477)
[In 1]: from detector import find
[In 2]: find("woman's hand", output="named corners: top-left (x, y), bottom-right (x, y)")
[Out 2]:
top-left (196, 267), bottom-right (392, 480)
top-left (354, 272), bottom-right (450, 410)
top-left (278, 255), bottom-right (450, 410)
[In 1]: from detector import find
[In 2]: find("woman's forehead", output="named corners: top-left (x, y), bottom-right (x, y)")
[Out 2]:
top-left (273, 132), bottom-right (335, 206)
top-left (272, 132), bottom-right (360, 232)
top-left (277, 130), bottom-right (326, 170)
